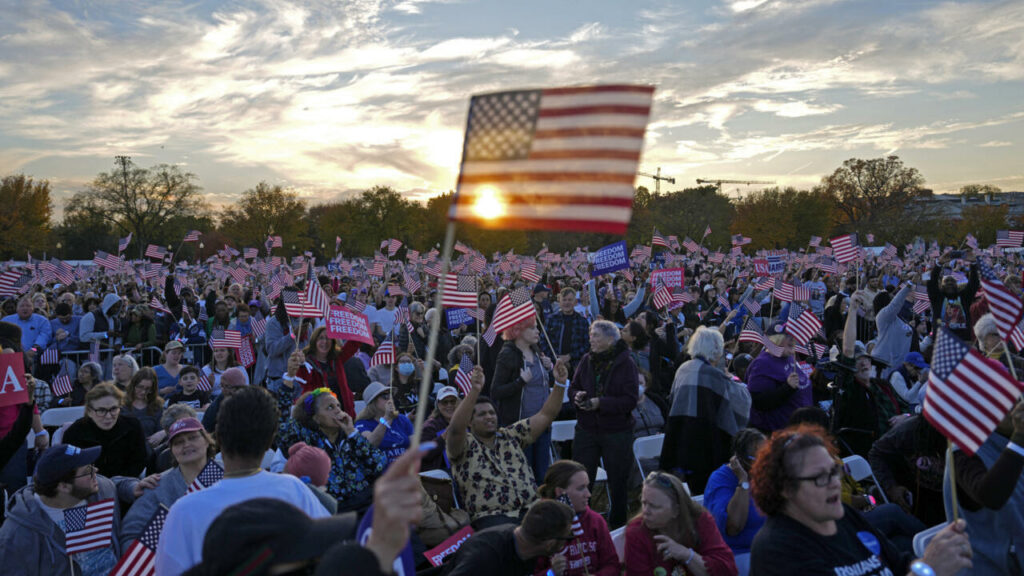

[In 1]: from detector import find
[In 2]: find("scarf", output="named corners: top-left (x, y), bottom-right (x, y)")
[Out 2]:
top-left (590, 340), bottom-right (627, 397)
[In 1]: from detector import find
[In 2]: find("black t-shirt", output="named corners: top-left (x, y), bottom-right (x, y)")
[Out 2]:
top-left (443, 525), bottom-right (533, 576)
top-left (750, 505), bottom-right (909, 576)
top-left (166, 389), bottom-right (210, 410)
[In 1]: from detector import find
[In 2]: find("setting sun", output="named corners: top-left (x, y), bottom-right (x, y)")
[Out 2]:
top-left (471, 187), bottom-right (507, 220)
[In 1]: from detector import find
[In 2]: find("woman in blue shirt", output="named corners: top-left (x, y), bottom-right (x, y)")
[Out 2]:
top-left (354, 381), bottom-right (413, 466)
top-left (704, 428), bottom-right (767, 576)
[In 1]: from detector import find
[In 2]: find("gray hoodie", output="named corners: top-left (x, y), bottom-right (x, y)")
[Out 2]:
top-left (119, 466), bottom-right (187, 548)
top-left (0, 476), bottom-right (123, 576)
top-left (79, 294), bottom-right (122, 344)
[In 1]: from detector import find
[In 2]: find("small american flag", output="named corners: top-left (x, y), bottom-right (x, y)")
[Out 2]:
top-left (775, 282), bottom-right (795, 303)
top-left (742, 297), bottom-right (761, 317)
top-left (442, 274), bottom-right (478, 308)
top-left (111, 505), bottom-right (168, 576)
top-left (996, 230), bottom-right (1024, 248)
top-left (144, 244), bottom-right (167, 260)
top-left (187, 460), bottom-right (224, 493)
top-left (395, 306), bottom-right (413, 334)
top-left (703, 225), bottom-right (712, 238)
top-left (209, 329), bottom-right (243, 349)
top-left (830, 234), bottom-right (860, 264)
top-left (738, 318), bottom-right (783, 356)
top-left (978, 262), bottom-right (1024, 350)
top-left (652, 282), bottom-right (672, 310)
top-left (557, 494), bottom-right (584, 537)
top-left (652, 229), bottom-right (671, 249)
top-left (387, 239), bottom-right (403, 257)
top-left (520, 262), bottom-right (540, 283)
top-left (370, 339), bottom-right (395, 368)
top-left (346, 299), bottom-right (367, 314)
top-left (913, 289), bottom-right (931, 315)
top-left (52, 373), bottom-right (73, 397)
top-left (406, 248), bottom-right (419, 262)
top-left (268, 235), bottom-right (283, 249)
top-left (40, 348), bottom-right (59, 365)
top-left (197, 370), bottom-right (212, 392)
top-left (489, 287), bottom-right (536, 335)
top-left (250, 315), bottom-right (267, 341)
top-left (965, 234), bottom-right (978, 250)
top-left (149, 296), bottom-right (172, 317)
top-left (866, 233), bottom-right (875, 244)
top-left (682, 237), bottom-right (700, 253)
top-left (403, 269), bottom-right (422, 294)
top-left (64, 498), bottom-right (116, 554)
top-left (881, 243), bottom-right (897, 260)
top-left (716, 294), bottom-right (730, 310)
top-left (731, 234), bottom-right (751, 246)
top-left (454, 353), bottom-right (474, 396)
top-left (93, 251), bottom-right (121, 271)
top-left (237, 337), bottom-right (256, 368)
top-left (281, 289), bottom-right (322, 318)
top-left (785, 303), bottom-right (823, 346)
top-left (183, 230), bottom-right (201, 242)
top-left (923, 327), bottom-right (1024, 455)
top-left (243, 247), bottom-right (258, 259)
top-left (454, 241), bottom-right (472, 254)
top-left (303, 263), bottom-right (329, 318)
top-left (118, 233), bottom-right (132, 253)
top-left (809, 236), bottom-right (821, 247)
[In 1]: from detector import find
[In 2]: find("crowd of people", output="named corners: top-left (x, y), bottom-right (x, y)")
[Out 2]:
top-left (0, 236), bottom-right (1022, 575)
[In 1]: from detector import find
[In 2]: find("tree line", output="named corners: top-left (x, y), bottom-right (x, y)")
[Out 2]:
top-left (2, 155), bottom-right (1018, 262)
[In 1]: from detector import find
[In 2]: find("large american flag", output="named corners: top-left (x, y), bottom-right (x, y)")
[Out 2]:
top-left (978, 261), bottom-right (1024, 350)
top-left (830, 234), bottom-right (860, 264)
top-left (111, 505), bottom-right (167, 576)
top-left (0, 270), bottom-right (30, 297)
top-left (489, 286), bottom-right (536, 335)
top-left (64, 498), bottom-right (116, 554)
top-left (93, 251), bottom-right (121, 271)
top-left (923, 327), bottom-right (1024, 455)
top-left (996, 230), bottom-right (1024, 248)
top-left (281, 289), bottom-right (322, 318)
top-left (454, 352), bottom-right (475, 396)
top-left (448, 85), bottom-right (654, 234)
top-left (187, 460), bottom-right (224, 494)
top-left (183, 230), bottom-right (201, 242)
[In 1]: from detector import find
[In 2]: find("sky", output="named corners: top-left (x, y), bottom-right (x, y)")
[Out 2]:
top-left (2, 0), bottom-right (1022, 217)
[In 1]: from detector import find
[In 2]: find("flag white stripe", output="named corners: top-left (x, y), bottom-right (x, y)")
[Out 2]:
top-left (929, 378), bottom-right (994, 437)
top-left (962, 355), bottom-right (1022, 399)
top-left (531, 136), bottom-right (644, 151)
top-left (539, 91), bottom-right (656, 108)
top-left (451, 205), bottom-right (632, 223)
top-left (925, 392), bottom-right (986, 447)
top-left (461, 158), bottom-right (640, 175)
top-left (458, 181), bottom-right (635, 198)
top-left (924, 397), bottom-right (983, 452)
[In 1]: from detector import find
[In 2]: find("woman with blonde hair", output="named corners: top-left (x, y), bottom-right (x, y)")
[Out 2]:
top-left (625, 471), bottom-right (737, 576)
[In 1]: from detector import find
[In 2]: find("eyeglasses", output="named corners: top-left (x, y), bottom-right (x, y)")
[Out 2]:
top-left (793, 464), bottom-right (842, 487)
top-left (89, 406), bottom-right (120, 417)
top-left (74, 465), bottom-right (97, 479)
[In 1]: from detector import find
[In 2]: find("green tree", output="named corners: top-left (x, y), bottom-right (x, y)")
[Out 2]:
top-left (954, 205), bottom-right (1010, 246)
top-left (818, 156), bottom-right (925, 241)
top-left (959, 184), bottom-right (1001, 197)
top-left (219, 182), bottom-right (310, 254)
top-left (732, 187), bottom-right (834, 250)
top-left (55, 201), bottom-right (115, 259)
top-left (66, 157), bottom-right (207, 258)
top-left (0, 175), bottom-right (53, 259)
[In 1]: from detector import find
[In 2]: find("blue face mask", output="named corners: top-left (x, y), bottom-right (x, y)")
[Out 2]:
top-left (398, 362), bottom-right (415, 376)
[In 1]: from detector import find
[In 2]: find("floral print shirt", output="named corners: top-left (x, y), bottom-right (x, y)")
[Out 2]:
top-left (448, 418), bottom-right (538, 521)
top-left (278, 418), bottom-right (387, 503)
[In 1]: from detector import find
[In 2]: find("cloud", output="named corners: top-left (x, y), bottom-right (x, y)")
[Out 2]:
top-left (980, 140), bottom-right (1013, 148)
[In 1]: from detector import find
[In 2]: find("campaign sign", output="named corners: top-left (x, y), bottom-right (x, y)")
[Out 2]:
top-left (768, 256), bottom-right (785, 275)
top-left (752, 259), bottom-right (770, 276)
top-left (649, 267), bottom-right (685, 289)
top-left (326, 262), bottom-right (339, 272)
top-left (591, 241), bottom-right (629, 275)
top-left (325, 306), bottom-right (375, 345)
top-left (0, 353), bottom-right (29, 408)
top-left (649, 252), bottom-right (666, 271)
top-left (445, 308), bottom-right (474, 329)
top-left (425, 525), bottom-right (475, 567)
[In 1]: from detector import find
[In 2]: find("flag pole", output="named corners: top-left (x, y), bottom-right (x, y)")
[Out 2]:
top-left (536, 315), bottom-right (557, 361)
top-left (1002, 341), bottom-right (1020, 380)
top-left (411, 220), bottom-right (457, 448)
top-left (946, 439), bottom-right (961, 522)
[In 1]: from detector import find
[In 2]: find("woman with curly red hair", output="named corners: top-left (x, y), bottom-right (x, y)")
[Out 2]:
top-left (748, 424), bottom-right (973, 576)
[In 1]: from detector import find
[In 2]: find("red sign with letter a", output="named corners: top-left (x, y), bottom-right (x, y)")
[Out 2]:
top-left (0, 353), bottom-right (29, 407)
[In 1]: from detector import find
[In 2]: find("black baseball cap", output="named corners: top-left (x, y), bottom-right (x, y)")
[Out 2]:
top-left (34, 444), bottom-right (101, 485)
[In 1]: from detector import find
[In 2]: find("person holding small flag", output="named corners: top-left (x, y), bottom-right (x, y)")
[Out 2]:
top-left (355, 381), bottom-right (414, 466)
top-left (119, 417), bottom-right (218, 548)
top-left (927, 251), bottom-right (980, 342)
top-left (0, 444), bottom-right (126, 576)
top-left (420, 384), bottom-right (460, 472)
top-left (744, 323), bottom-right (811, 434)
top-left (534, 460), bottom-right (620, 576)
top-left (201, 344), bottom-right (240, 397)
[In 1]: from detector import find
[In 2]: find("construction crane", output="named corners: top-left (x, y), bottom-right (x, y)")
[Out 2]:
top-left (638, 167), bottom-right (675, 194)
top-left (696, 178), bottom-right (776, 198)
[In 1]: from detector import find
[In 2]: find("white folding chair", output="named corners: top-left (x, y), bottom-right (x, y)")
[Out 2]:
top-left (913, 523), bottom-right (945, 557)
top-left (40, 406), bottom-right (84, 428)
top-left (632, 434), bottom-right (664, 478)
top-left (549, 419), bottom-right (576, 461)
top-left (842, 455), bottom-right (889, 503)
top-left (610, 526), bottom-right (626, 563)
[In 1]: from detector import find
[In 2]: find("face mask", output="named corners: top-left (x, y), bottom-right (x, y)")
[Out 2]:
top-left (638, 384), bottom-right (645, 396)
top-left (398, 362), bottom-right (415, 376)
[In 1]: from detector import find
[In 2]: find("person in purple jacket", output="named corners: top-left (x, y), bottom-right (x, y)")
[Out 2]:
top-left (744, 325), bottom-right (811, 433)
top-left (568, 319), bottom-right (639, 529)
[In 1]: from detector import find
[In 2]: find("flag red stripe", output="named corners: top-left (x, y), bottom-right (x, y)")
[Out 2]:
top-left (462, 217), bottom-right (628, 234)
top-left (533, 127), bottom-right (646, 139)
top-left (929, 384), bottom-right (992, 438)
top-left (458, 172), bottom-right (636, 184)
top-left (543, 85), bottom-right (655, 96)
top-left (454, 194), bottom-right (634, 208)
top-left (538, 104), bottom-right (652, 117)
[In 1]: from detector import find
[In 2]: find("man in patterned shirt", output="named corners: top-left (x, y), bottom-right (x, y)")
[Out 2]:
top-left (447, 356), bottom-right (569, 530)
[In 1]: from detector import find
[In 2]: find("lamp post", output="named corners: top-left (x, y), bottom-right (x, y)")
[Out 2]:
top-left (56, 242), bottom-right (62, 258)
